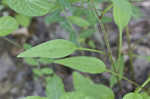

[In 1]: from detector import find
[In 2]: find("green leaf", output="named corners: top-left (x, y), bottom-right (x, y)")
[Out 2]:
top-left (15, 14), bottom-right (31, 27)
top-left (123, 93), bottom-right (143, 99)
top-left (22, 96), bottom-right (47, 99)
top-left (0, 16), bottom-right (18, 36)
top-left (44, 10), bottom-right (64, 24)
top-left (54, 56), bottom-right (106, 74)
top-left (131, 6), bottom-right (142, 19)
top-left (60, 21), bottom-right (78, 45)
top-left (38, 58), bottom-right (54, 64)
top-left (24, 58), bottom-right (39, 66)
top-left (23, 43), bottom-right (32, 50)
top-left (68, 16), bottom-right (90, 27)
top-left (46, 75), bottom-right (65, 99)
top-left (79, 29), bottom-right (95, 39)
top-left (112, 0), bottom-right (132, 32)
top-left (141, 93), bottom-right (150, 99)
top-left (57, 0), bottom-right (72, 10)
top-left (61, 91), bottom-right (95, 99)
top-left (73, 72), bottom-right (115, 99)
top-left (18, 39), bottom-right (77, 58)
top-left (101, 16), bottom-right (112, 23)
top-left (88, 40), bottom-right (96, 49)
top-left (33, 68), bottom-right (53, 76)
top-left (6, 0), bottom-right (55, 16)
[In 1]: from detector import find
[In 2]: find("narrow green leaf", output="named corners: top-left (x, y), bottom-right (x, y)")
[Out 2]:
top-left (0, 16), bottom-right (18, 36)
top-left (68, 16), bottom-right (90, 27)
top-left (73, 72), bottom-right (115, 99)
top-left (18, 39), bottom-right (77, 58)
top-left (46, 75), bottom-right (65, 99)
top-left (54, 56), bottom-right (106, 74)
top-left (123, 93), bottom-right (143, 99)
top-left (6, 0), bottom-right (55, 16)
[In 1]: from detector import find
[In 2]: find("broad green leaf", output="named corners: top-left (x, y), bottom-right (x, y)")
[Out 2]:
top-left (18, 39), bottom-right (77, 58)
top-left (141, 93), bottom-right (150, 99)
top-left (22, 96), bottom-right (47, 99)
top-left (123, 93), bottom-right (143, 99)
top-left (15, 14), bottom-right (31, 27)
top-left (73, 72), bottom-right (115, 99)
top-left (23, 44), bottom-right (39, 66)
top-left (68, 16), bottom-right (90, 27)
top-left (61, 91), bottom-right (95, 99)
top-left (46, 75), bottom-right (65, 99)
top-left (54, 56), bottom-right (106, 74)
top-left (0, 16), bottom-right (18, 36)
top-left (112, 0), bottom-right (132, 32)
top-left (6, 0), bottom-right (55, 16)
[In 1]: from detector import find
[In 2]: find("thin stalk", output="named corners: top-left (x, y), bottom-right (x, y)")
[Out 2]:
top-left (89, 1), bottom-right (115, 70)
top-left (106, 69), bottom-right (139, 87)
top-left (126, 27), bottom-right (135, 81)
top-left (135, 77), bottom-right (150, 93)
top-left (78, 47), bottom-right (105, 55)
top-left (118, 29), bottom-right (122, 59)
top-left (99, 4), bottom-right (113, 19)
top-left (89, 1), bottom-right (122, 88)
top-left (1, 37), bottom-right (21, 48)
top-left (132, 32), bottom-right (150, 49)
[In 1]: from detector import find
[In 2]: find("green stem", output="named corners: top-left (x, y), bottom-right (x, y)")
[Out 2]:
top-left (100, 4), bottom-right (113, 19)
top-left (126, 27), bottom-right (135, 81)
top-left (90, 2), bottom-right (116, 71)
top-left (106, 69), bottom-right (139, 87)
top-left (1, 37), bottom-right (21, 48)
top-left (135, 77), bottom-right (150, 93)
top-left (89, 1), bottom-right (122, 88)
top-left (78, 47), bottom-right (105, 55)
top-left (118, 29), bottom-right (122, 59)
